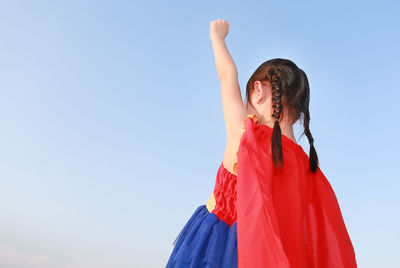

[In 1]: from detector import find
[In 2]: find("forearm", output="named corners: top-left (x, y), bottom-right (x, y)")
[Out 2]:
top-left (211, 36), bottom-right (238, 80)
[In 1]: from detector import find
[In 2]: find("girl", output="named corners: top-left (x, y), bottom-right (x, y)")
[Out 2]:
top-left (166, 19), bottom-right (357, 268)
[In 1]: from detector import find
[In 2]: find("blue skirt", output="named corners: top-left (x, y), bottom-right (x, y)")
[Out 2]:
top-left (166, 204), bottom-right (238, 268)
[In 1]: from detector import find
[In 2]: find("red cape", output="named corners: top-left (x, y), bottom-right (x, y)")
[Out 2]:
top-left (236, 114), bottom-right (357, 268)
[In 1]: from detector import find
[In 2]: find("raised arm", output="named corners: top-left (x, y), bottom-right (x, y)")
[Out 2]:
top-left (210, 20), bottom-right (246, 140)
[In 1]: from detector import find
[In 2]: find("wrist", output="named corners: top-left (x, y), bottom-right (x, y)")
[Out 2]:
top-left (210, 35), bottom-right (225, 42)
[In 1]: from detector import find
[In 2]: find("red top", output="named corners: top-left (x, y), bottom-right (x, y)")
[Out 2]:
top-left (211, 161), bottom-right (237, 227)
top-left (214, 113), bottom-right (357, 268)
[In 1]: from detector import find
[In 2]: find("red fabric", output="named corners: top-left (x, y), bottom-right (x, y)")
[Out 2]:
top-left (236, 116), bottom-right (357, 268)
top-left (211, 163), bottom-right (237, 227)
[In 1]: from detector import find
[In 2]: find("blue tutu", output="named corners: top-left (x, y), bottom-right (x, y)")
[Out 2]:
top-left (166, 204), bottom-right (238, 268)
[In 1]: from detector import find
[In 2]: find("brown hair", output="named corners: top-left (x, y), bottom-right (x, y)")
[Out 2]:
top-left (244, 58), bottom-right (319, 172)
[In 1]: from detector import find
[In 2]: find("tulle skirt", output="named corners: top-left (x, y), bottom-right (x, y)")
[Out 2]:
top-left (166, 204), bottom-right (238, 268)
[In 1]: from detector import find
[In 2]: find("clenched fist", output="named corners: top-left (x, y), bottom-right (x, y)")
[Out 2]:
top-left (210, 19), bottom-right (229, 40)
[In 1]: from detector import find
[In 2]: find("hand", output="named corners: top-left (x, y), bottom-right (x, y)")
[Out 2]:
top-left (210, 19), bottom-right (229, 40)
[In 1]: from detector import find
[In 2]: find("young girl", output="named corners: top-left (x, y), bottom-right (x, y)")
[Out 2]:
top-left (166, 19), bottom-right (357, 268)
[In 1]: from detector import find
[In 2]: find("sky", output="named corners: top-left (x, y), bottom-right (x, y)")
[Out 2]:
top-left (0, 0), bottom-right (399, 267)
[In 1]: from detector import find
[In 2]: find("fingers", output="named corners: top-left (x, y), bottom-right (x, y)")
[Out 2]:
top-left (210, 19), bottom-right (229, 27)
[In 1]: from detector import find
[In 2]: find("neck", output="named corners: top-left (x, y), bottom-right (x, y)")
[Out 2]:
top-left (247, 109), bottom-right (298, 144)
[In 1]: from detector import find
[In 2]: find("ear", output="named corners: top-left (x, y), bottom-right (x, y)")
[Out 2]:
top-left (253, 80), bottom-right (267, 104)
top-left (253, 81), bottom-right (264, 103)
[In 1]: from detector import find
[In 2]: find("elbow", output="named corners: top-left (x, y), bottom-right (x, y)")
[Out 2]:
top-left (219, 68), bottom-right (238, 82)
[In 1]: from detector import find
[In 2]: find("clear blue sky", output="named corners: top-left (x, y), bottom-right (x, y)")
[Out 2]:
top-left (0, 1), bottom-right (398, 267)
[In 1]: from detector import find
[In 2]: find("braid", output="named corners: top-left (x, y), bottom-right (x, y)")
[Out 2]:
top-left (303, 109), bottom-right (319, 172)
top-left (270, 67), bottom-right (284, 169)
